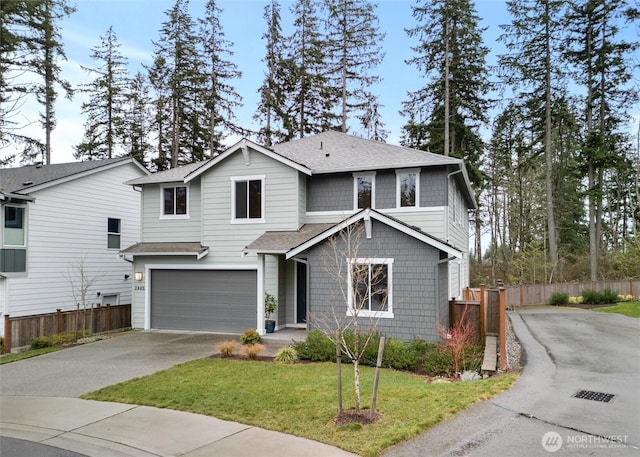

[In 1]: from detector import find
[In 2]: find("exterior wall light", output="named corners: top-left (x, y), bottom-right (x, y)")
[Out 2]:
top-left (134, 271), bottom-right (144, 281)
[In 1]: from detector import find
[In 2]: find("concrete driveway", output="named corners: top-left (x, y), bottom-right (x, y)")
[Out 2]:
top-left (384, 307), bottom-right (640, 456)
top-left (0, 330), bottom-right (295, 397)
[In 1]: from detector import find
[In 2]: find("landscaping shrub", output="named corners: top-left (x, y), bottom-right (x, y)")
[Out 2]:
top-left (382, 338), bottom-right (435, 371)
top-left (218, 340), bottom-right (237, 358)
top-left (240, 328), bottom-right (261, 346)
top-left (275, 346), bottom-right (299, 364)
top-left (549, 292), bottom-right (569, 306)
top-left (292, 330), bottom-right (336, 361)
top-left (422, 346), bottom-right (455, 377)
top-left (581, 289), bottom-right (604, 304)
top-left (244, 343), bottom-right (265, 360)
top-left (601, 288), bottom-right (619, 304)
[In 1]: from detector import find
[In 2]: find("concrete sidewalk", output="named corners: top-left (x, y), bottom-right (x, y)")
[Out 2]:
top-left (1, 396), bottom-right (357, 457)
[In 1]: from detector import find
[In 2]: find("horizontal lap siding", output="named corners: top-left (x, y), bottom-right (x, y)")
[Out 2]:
top-left (201, 149), bottom-right (300, 263)
top-left (5, 163), bottom-right (143, 317)
top-left (140, 181), bottom-right (202, 243)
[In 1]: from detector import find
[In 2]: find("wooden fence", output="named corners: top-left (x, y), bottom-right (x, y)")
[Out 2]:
top-left (449, 287), bottom-right (506, 371)
top-left (3, 304), bottom-right (131, 353)
top-left (502, 279), bottom-right (639, 307)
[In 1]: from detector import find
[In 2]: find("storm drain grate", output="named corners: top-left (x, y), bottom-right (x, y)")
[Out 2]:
top-left (572, 390), bottom-right (615, 403)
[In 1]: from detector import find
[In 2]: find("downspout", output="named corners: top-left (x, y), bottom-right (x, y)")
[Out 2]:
top-left (435, 256), bottom-right (457, 331)
top-left (445, 167), bottom-right (463, 244)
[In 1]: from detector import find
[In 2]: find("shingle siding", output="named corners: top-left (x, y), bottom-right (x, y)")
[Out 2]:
top-left (306, 174), bottom-right (352, 212)
top-left (306, 220), bottom-right (445, 342)
top-left (420, 167), bottom-right (447, 207)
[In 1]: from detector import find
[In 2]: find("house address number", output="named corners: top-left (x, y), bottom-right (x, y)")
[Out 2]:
top-left (135, 285), bottom-right (145, 291)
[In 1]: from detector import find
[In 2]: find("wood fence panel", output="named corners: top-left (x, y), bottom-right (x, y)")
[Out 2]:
top-left (502, 279), bottom-right (640, 307)
top-left (4, 304), bottom-right (131, 352)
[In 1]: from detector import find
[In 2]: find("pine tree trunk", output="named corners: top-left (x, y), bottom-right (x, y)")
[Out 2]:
top-left (544, 6), bottom-right (558, 279)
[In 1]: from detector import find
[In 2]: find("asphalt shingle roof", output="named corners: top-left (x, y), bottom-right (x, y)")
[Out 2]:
top-left (271, 130), bottom-right (461, 174)
top-left (246, 223), bottom-right (335, 253)
top-left (0, 157), bottom-right (130, 193)
top-left (125, 160), bottom-right (208, 185)
top-left (120, 242), bottom-right (209, 256)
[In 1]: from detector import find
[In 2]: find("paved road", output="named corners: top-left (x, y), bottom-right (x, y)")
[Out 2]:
top-left (383, 307), bottom-right (640, 456)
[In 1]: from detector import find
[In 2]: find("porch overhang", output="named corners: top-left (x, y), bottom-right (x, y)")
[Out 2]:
top-left (120, 242), bottom-right (209, 260)
top-left (245, 223), bottom-right (335, 256)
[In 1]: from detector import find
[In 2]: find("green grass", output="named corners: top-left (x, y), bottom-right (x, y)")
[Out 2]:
top-left (592, 301), bottom-right (640, 318)
top-left (0, 347), bottom-right (62, 364)
top-left (82, 359), bottom-right (517, 456)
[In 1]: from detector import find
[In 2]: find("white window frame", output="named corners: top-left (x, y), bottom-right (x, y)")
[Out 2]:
top-left (347, 257), bottom-right (394, 318)
top-left (2, 204), bottom-right (27, 248)
top-left (396, 168), bottom-right (420, 209)
top-left (160, 184), bottom-right (190, 219)
top-left (107, 217), bottom-right (121, 249)
top-left (353, 172), bottom-right (376, 210)
top-left (231, 175), bottom-right (266, 224)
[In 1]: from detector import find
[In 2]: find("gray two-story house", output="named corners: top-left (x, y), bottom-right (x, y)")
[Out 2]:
top-left (121, 131), bottom-right (476, 341)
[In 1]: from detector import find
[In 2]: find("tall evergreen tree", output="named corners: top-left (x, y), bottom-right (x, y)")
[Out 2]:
top-left (199, 0), bottom-right (243, 156)
top-left (36, 0), bottom-right (75, 165)
top-left (498, 0), bottom-right (567, 280)
top-left (148, 0), bottom-right (207, 168)
top-left (0, 0), bottom-right (74, 165)
top-left (323, 0), bottom-right (385, 133)
top-left (402, 0), bottom-right (490, 189)
top-left (75, 26), bottom-right (129, 160)
top-left (255, 0), bottom-right (292, 146)
top-left (564, 0), bottom-right (638, 280)
top-left (122, 71), bottom-right (153, 166)
top-left (287, 0), bottom-right (339, 139)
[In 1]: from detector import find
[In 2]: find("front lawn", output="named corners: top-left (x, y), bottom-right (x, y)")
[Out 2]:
top-left (592, 301), bottom-right (640, 318)
top-left (0, 347), bottom-right (62, 364)
top-left (82, 358), bottom-right (516, 456)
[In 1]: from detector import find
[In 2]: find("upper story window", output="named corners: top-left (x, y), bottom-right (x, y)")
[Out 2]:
top-left (397, 169), bottom-right (420, 208)
top-left (232, 175), bottom-right (265, 223)
top-left (354, 173), bottom-right (375, 209)
top-left (162, 185), bottom-right (189, 218)
top-left (107, 218), bottom-right (121, 249)
top-left (3, 205), bottom-right (26, 246)
top-left (348, 258), bottom-right (393, 318)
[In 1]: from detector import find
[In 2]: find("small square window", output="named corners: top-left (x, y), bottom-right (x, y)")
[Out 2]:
top-left (107, 218), bottom-right (121, 249)
top-left (348, 258), bottom-right (393, 318)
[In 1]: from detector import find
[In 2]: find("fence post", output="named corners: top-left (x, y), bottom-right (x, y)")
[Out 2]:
top-left (3, 314), bottom-right (10, 354)
top-left (56, 309), bottom-right (62, 334)
top-left (106, 304), bottom-right (112, 332)
top-left (499, 288), bottom-right (506, 371)
top-left (479, 293), bottom-right (486, 343)
top-left (449, 297), bottom-right (455, 328)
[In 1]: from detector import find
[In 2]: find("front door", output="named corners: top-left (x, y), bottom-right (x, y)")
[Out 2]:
top-left (296, 261), bottom-right (307, 324)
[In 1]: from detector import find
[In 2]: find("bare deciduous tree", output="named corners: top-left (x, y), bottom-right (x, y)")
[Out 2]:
top-left (311, 220), bottom-right (388, 416)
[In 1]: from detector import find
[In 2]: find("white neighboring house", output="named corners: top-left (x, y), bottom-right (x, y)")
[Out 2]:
top-left (0, 157), bottom-right (149, 334)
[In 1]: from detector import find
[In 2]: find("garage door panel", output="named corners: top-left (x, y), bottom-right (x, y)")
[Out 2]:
top-left (151, 269), bottom-right (256, 333)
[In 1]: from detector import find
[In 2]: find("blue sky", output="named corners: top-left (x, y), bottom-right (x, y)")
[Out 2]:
top-left (6, 0), bottom-right (638, 164)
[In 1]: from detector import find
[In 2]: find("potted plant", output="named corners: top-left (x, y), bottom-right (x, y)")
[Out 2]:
top-left (265, 292), bottom-right (277, 333)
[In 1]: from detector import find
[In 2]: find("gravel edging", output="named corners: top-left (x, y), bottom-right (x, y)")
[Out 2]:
top-left (505, 313), bottom-right (522, 371)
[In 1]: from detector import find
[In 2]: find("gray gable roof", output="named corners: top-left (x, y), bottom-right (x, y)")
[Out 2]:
top-left (271, 130), bottom-right (461, 174)
top-left (0, 157), bottom-right (141, 194)
top-left (125, 160), bottom-right (209, 186)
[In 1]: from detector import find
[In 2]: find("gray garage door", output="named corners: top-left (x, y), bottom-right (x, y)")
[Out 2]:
top-left (150, 269), bottom-right (256, 333)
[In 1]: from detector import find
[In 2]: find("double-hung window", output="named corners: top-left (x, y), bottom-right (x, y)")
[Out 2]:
top-left (347, 258), bottom-right (393, 318)
top-left (396, 169), bottom-right (419, 208)
top-left (107, 218), bottom-right (121, 249)
top-left (162, 185), bottom-right (188, 218)
top-left (354, 173), bottom-right (375, 210)
top-left (232, 175), bottom-right (265, 223)
top-left (2, 205), bottom-right (27, 273)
